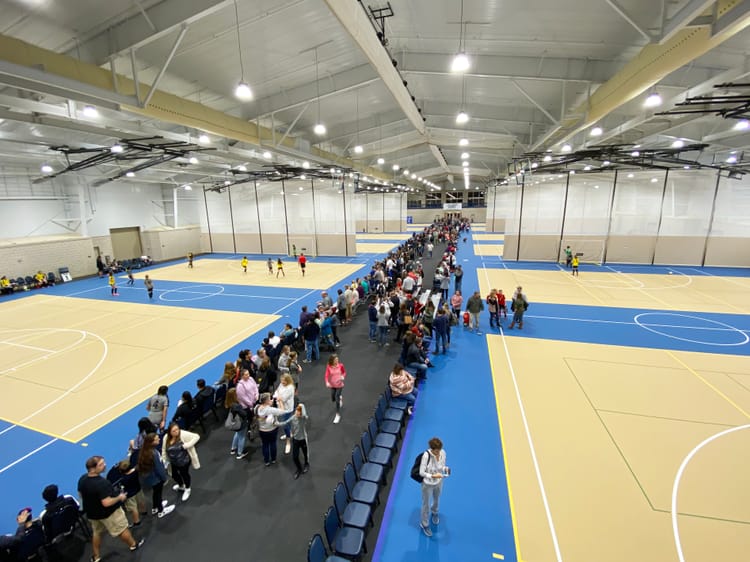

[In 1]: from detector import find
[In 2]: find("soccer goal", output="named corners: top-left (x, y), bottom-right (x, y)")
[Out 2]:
top-left (288, 237), bottom-right (316, 258)
top-left (560, 239), bottom-right (605, 265)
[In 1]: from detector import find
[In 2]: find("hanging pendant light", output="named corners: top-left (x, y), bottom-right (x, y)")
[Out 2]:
top-left (451, 0), bottom-right (470, 72)
top-left (233, 1), bottom-right (253, 101)
top-left (313, 47), bottom-right (325, 136)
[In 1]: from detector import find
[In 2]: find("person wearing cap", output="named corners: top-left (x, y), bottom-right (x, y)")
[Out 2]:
top-left (78, 456), bottom-right (143, 561)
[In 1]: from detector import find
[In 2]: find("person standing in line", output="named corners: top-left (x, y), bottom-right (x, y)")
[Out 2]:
top-left (298, 252), bottom-right (307, 276)
top-left (276, 257), bottom-right (285, 278)
top-left (450, 290), bottom-right (463, 319)
top-left (454, 265), bottom-right (463, 293)
top-left (108, 272), bottom-right (119, 296)
top-left (126, 267), bottom-right (135, 286)
top-left (497, 289), bottom-right (507, 320)
top-left (136, 435), bottom-right (174, 518)
top-left (241, 256), bottom-right (248, 273)
top-left (105, 460), bottom-right (145, 528)
top-left (564, 245), bottom-right (573, 268)
top-left (486, 289), bottom-right (499, 329)
top-left (187, 252), bottom-right (194, 268)
top-left (466, 291), bottom-right (484, 333)
top-left (439, 270), bottom-right (450, 302)
top-left (418, 437), bottom-right (448, 538)
top-left (273, 374), bottom-right (296, 455)
top-left (324, 354), bottom-right (346, 424)
top-left (572, 255), bottom-right (580, 276)
top-left (225, 389), bottom-right (249, 459)
top-left (280, 403), bottom-right (310, 479)
top-left (146, 386), bottom-right (169, 433)
top-left (432, 308), bottom-right (449, 354)
top-left (78, 456), bottom-right (144, 561)
top-left (255, 393), bottom-right (287, 467)
top-left (267, 257), bottom-right (273, 275)
top-left (162, 423), bottom-right (200, 502)
top-left (508, 292), bottom-right (528, 330)
top-left (376, 304), bottom-right (391, 348)
top-left (144, 275), bottom-right (154, 300)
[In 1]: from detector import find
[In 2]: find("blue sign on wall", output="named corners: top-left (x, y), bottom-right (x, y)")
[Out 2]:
top-left (406, 216), bottom-right (413, 224)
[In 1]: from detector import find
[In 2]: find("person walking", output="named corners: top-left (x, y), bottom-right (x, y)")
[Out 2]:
top-left (241, 256), bottom-right (248, 273)
top-left (225, 388), bottom-right (249, 459)
top-left (324, 354), bottom-right (346, 424)
top-left (418, 437), bottom-right (448, 537)
top-left (453, 265), bottom-right (463, 293)
top-left (267, 257), bottom-right (273, 275)
top-left (136, 434), bottom-right (175, 518)
top-left (466, 291), bottom-right (484, 333)
top-left (108, 272), bottom-right (119, 296)
top-left (276, 258), bottom-right (285, 278)
top-left (162, 423), bottom-right (200, 502)
top-left (280, 403), bottom-right (310, 479)
top-left (126, 268), bottom-right (135, 286)
top-left (78, 456), bottom-right (144, 561)
top-left (144, 275), bottom-right (154, 300)
top-left (298, 252), bottom-right (306, 276)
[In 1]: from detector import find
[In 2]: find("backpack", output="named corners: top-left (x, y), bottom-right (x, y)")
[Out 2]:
top-left (410, 451), bottom-right (427, 483)
top-left (224, 410), bottom-right (241, 431)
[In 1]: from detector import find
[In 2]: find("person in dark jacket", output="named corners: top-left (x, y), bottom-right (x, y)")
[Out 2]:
top-left (136, 434), bottom-right (174, 518)
top-left (367, 301), bottom-right (378, 342)
top-left (302, 316), bottom-right (320, 363)
top-left (405, 335), bottom-right (429, 380)
top-left (432, 308), bottom-right (449, 354)
top-left (225, 388), bottom-right (250, 459)
top-left (106, 461), bottom-right (145, 527)
top-left (172, 391), bottom-right (199, 426)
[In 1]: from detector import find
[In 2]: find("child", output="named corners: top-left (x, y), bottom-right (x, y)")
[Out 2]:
top-left (241, 256), bottom-right (248, 273)
top-left (572, 255), bottom-right (579, 277)
top-left (288, 351), bottom-right (302, 391)
top-left (144, 275), bottom-right (154, 300)
top-left (126, 267), bottom-right (135, 286)
top-left (187, 252), bottom-right (194, 268)
top-left (497, 289), bottom-right (507, 319)
top-left (108, 272), bottom-right (119, 296)
top-left (276, 258), bottom-right (285, 278)
top-left (267, 258), bottom-right (273, 275)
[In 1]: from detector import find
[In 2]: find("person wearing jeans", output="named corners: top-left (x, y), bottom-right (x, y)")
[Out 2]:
top-left (376, 304), bottom-right (390, 348)
top-left (324, 354), bottom-right (347, 424)
top-left (367, 302), bottom-right (378, 342)
top-left (280, 403), bottom-right (310, 479)
top-left (389, 364), bottom-right (418, 415)
top-left (224, 389), bottom-right (249, 459)
top-left (136, 434), bottom-right (175, 518)
top-left (405, 334), bottom-right (429, 380)
top-left (302, 316), bottom-right (320, 363)
top-left (273, 374), bottom-right (296, 454)
top-left (432, 308), bottom-right (449, 354)
top-left (255, 393), bottom-right (286, 466)
top-left (418, 437), bottom-right (447, 537)
top-left (465, 291), bottom-right (484, 333)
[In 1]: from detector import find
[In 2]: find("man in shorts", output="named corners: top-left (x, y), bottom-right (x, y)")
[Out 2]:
top-left (78, 456), bottom-right (143, 562)
top-left (298, 253), bottom-right (307, 276)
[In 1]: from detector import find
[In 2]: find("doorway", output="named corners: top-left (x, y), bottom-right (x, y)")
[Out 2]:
top-left (109, 227), bottom-right (143, 260)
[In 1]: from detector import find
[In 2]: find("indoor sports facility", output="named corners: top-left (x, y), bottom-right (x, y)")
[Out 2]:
top-left (1, 2), bottom-right (750, 562)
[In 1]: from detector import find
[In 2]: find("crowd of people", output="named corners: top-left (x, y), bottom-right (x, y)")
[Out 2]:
top-left (2, 216), bottom-right (499, 559)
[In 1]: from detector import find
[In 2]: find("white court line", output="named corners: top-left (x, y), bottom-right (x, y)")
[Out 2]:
top-left (672, 424), bottom-right (750, 562)
top-left (0, 341), bottom-right (55, 353)
top-left (0, 438), bottom-right (58, 474)
top-left (0, 329), bottom-right (87, 376)
top-left (525, 313), bottom-right (750, 333)
top-left (481, 265), bottom-right (563, 562)
top-left (685, 267), bottom-right (750, 289)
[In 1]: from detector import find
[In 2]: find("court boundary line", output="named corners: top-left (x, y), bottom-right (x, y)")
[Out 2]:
top-left (483, 264), bottom-right (562, 562)
top-left (672, 424), bottom-right (750, 562)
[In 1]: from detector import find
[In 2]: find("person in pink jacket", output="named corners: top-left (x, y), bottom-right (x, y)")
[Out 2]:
top-left (324, 354), bottom-right (346, 424)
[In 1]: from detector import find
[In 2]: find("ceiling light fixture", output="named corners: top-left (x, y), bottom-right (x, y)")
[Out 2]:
top-left (590, 126), bottom-right (603, 137)
top-left (543, 155), bottom-right (552, 162)
top-left (450, 0), bottom-right (470, 72)
top-left (455, 110), bottom-right (469, 124)
top-left (183, 185), bottom-right (192, 191)
top-left (110, 144), bottom-right (124, 154)
top-left (354, 145), bottom-right (363, 154)
top-left (377, 157), bottom-right (385, 165)
top-left (583, 165), bottom-right (591, 171)
top-left (41, 164), bottom-right (53, 173)
top-left (460, 152), bottom-right (469, 160)
top-left (313, 46), bottom-right (325, 136)
top-left (734, 119), bottom-right (749, 130)
top-left (459, 138), bottom-right (469, 146)
top-left (263, 151), bottom-right (272, 159)
top-left (82, 105), bottom-right (98, 118)
top-left (302, 161), bottom-right (310, 169)
top-left (627, 173), bottom-right (634, 178)
top-left (189, 157), bottom-right (199, 165)
top-left (392, 164), bottom-right (400, 171)
top-left (644, 91), bottom-right (662, 108)
top-left (603, 160), bottom-right (610, 166)
top-left (561, 143), bottom-right (572, 152)
top-left (726, 155), bottom-right (738, 164)
top-left (232, 0), bottom-right (253, 101)
top-left (671, 139), bottom-right (684, 148)
top-left (238, 165), bottom-right (247, 172)
top-left (631, 151), bottom-right (640, 157)
top-left (198, 134), bottom-right (210, 144)
top-left (125, 171), bottom-right (135, 178)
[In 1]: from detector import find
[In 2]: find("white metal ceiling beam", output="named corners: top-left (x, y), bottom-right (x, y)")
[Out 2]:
top-left (604, 0), bottom-right (653, 42)
top-left (251, 64), bottom-right (380, 119)
top-left (510, 80), bottom-right (559, 125)
top-left (142, 25), bottom-right (189, 107)
top-left (323, 0), bottom-right (450, 175)
top-left (64, 0), bottom-right (233, 66)
top-left (659, 0), bottom-right (715, 43)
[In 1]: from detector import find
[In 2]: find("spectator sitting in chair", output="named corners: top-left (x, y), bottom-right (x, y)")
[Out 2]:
top-left (0, 508), bottom-right (33, 557)
top-left (39, 484), bottom-right (80, 520)
top-left (172, 391), bottom-right (199, 426)
top-left (34, 270), bottom-right (48, 288)
top-left (0, 276), bottom-right (13, 295)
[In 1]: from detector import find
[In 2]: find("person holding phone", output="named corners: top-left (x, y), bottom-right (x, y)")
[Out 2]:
top-left (418, 437), bottom-right (448, 537)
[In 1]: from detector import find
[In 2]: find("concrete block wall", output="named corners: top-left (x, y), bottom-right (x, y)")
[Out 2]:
top-left (0, 235), bottom-right (97, 279)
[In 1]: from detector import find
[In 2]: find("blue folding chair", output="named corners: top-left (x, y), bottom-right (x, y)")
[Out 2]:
top-left (307, 533), bottom-right (349, 562)
top-left (367, 417), bottom-right (397, 451)
top-left (351, 445), bottom-right (384, 485)
top-left (361, 431), bottom-right (392, 469)
top-left (323, 506), bottom-right (366, 560)
top-left (377, 395), bottom-right (404, 425)
top-left (333, 482), bottom-right (372, 531)
top-left (384, 385), bottom-right (408, 411)
top-left (373, 402), bottom-right (401, 438)
top-left (343, 463), bottom-right (379, 509)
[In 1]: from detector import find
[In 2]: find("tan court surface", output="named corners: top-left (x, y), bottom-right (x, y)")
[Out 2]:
top-left (132, 258), bottom-right (364, 290)
top-left (473, 234), bottom-right (505, 241)
top-left (473, 243), bottom-right (504, 257)
top-left (489, 336), bottom-right (750, 562)
top-left (477, 268), bottom-right (750, 314)
top-left (356, 233), bottom-right (409, 240)
top-left (0, 294), bottom-right (275, 442)
top-left (355, 242), bottom-right (400, 254)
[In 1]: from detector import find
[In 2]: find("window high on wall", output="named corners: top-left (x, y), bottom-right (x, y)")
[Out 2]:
top-left (467, 191), bottom-right (485, 207)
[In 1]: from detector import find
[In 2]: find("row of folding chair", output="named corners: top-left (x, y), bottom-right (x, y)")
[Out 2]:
top-left (307, 386), bottom-right (412, 561)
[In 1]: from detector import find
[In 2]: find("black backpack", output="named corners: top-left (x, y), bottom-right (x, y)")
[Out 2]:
top-left (410, 451), bottom-right (427, 483)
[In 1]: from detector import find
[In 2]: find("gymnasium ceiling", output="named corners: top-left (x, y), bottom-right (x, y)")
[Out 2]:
top-left (0, 0), bottom-right (749, 193)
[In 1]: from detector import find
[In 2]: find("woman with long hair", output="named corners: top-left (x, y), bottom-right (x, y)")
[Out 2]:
top-left (171, 391), bottom-right (198, 426)
top-left (136, 433), bottom-right (174, 518)
top-left (324, 354), bottom-right (347, 424)
top-left (217, 361), bottom-right (236, 386)
top-left (128, 417), bottom-right (156, 465)
top-left (162, 423), bottom-right (200, 502)
top-left (389, 363), bottom-right (418, 415)
top-left (273, 374), bottom-right (296, 454)
top-left (255, 393), bottom-right (287, 466)
top-left (225, 388), bottom-right (249, 459)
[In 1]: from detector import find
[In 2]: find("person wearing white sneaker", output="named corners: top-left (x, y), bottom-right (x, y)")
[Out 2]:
top-left (162, 423), bottom-right (200, 502)
top-left (324, 354), bottom-right (347, 424)
top-left (273, 374), bottom-right (296, 454)
top-left (136, 434), bottom-right (173, 518)
top-left (419, 437), bottom-right (448, 537)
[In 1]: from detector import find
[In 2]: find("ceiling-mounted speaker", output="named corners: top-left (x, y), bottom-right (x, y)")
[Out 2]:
top-left (392, 59), bottom-right (397, 67)
top-left (411, 95), bottom-right (416, 102)
top-left (403, 80), bottom-right (408, 87)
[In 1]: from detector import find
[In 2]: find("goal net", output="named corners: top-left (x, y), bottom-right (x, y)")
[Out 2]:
top-left (560, 239), bottom-right (605, 265)
top-left (288, 237), bottom-right (316, 258)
